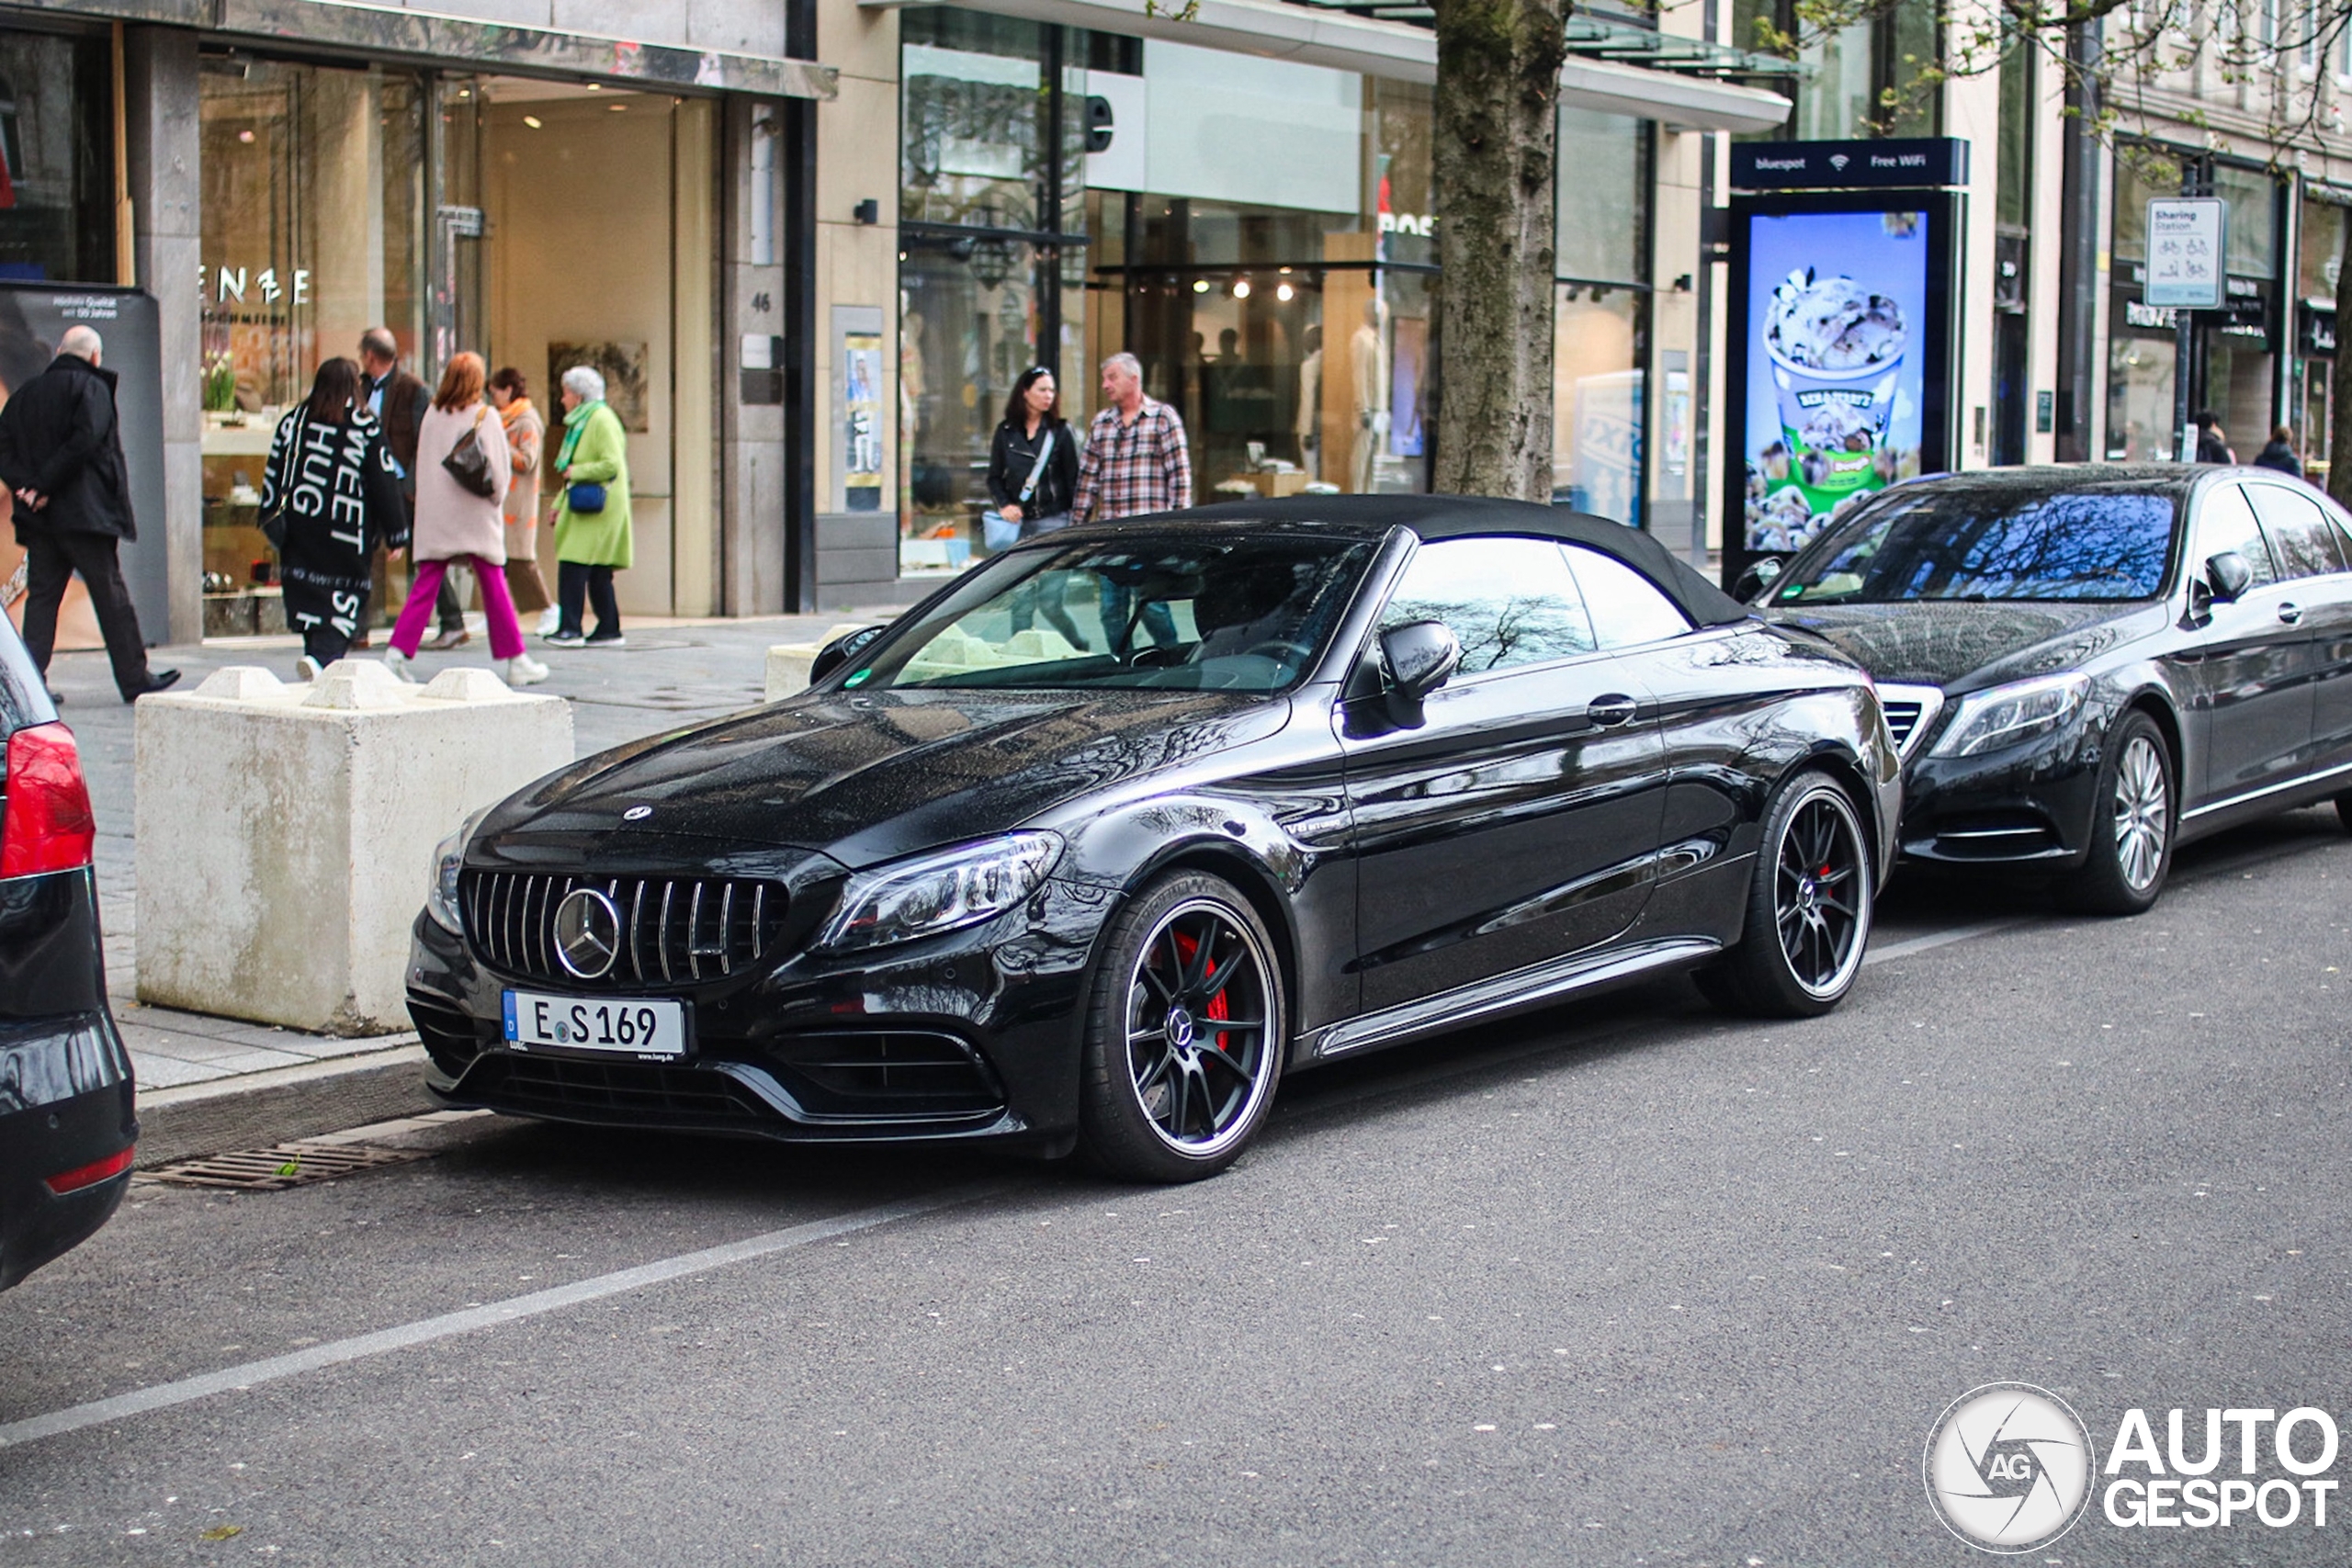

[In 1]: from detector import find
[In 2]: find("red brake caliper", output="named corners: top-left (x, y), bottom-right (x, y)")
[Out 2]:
top-left (1171, 931), bottom-right (1232, 1049)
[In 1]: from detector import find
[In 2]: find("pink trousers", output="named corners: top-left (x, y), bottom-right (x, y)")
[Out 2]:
top-left (390, 556), bottom-right (524, 660)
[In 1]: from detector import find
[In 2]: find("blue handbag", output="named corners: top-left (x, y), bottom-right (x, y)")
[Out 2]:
top-left (567, 481), bottom-right (607, 514)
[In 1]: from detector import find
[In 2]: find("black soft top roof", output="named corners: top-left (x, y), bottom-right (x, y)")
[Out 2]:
top-left (1179, 493), bottom-right (1752, 627)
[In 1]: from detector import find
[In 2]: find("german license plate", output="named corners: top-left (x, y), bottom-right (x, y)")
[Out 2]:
top-left (503, 990), bottom-right (688, 1059)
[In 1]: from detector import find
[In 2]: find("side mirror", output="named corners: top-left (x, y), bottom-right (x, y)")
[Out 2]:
top-left (1733, 556), bottom-right (1786, 603)
top-left (2205, 550), bottom-right (2254, 604)
top-left (1380, 619), bottom-right (1462, 704)
top-left (808, 625), bottom-right (885, 684)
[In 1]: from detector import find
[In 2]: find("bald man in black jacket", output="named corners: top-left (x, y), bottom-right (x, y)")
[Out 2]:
top-left (0, 325), bottom-right (176, 701)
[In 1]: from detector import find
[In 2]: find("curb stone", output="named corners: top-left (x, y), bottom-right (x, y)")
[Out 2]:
top-left (134, 1041), bottom-right (437, 1168)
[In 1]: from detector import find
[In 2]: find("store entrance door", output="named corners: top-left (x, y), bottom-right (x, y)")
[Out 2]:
top-left (477, 79), bottom-right (718, 617)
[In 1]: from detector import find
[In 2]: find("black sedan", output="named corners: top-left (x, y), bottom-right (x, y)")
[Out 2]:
top-left (1748, 464), bottom-right (2352, 912)
top-left (0, 623), bottom-right (137, 1288)
top-left (409, 497), bottom-right (1899, 1180)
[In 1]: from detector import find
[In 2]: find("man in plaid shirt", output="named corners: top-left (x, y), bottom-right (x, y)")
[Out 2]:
top-left (1071, 353), bottom-right (1192, 524)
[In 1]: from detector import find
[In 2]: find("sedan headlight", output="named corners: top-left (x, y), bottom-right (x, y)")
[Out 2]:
top-left (1928, 673), bottom-right (2089, 760)
top-left (819, 832), bottom-right (1063, 953)
top-left (425, 807), bottom-right (491, 934)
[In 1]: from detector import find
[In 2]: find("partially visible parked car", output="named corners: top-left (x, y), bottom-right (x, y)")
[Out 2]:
top-left (1746, 465), bottom-right (2352, 913)
top-left (0, 619), bottom-right (135, 1290)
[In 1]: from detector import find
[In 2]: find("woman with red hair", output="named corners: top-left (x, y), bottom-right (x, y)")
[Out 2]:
top-left (382, 352), bottom-right (548, 686)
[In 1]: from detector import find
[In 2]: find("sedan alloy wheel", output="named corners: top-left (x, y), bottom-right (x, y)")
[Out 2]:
top-left (2111, 732), bottom-right (2169, 894)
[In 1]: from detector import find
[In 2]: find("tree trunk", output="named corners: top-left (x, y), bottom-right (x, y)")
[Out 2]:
top-left (2330, 218), bottom-right (2352, 511)
top-left (1430, 0), bottom-right (1566, 501)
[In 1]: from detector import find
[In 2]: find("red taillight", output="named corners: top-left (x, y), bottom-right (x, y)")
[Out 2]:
top-left (44, 1145), bottom-right (133, 1195)
top-left (0, 722), bottom-right (95, 879)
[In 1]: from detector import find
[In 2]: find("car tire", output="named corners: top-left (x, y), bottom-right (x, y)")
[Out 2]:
top-left (2060, 711), bottom-right (2174, 916)
top-left (2335, 792), bottom-right (2352, 835)
top-left (1078, 871), bottom-right (1286, 1182)
top-left (1700, 769), bottom-right (1874, 1019)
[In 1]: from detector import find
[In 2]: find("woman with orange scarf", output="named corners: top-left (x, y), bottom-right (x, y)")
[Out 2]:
top-left (486, 366), bottom-right (552, 621)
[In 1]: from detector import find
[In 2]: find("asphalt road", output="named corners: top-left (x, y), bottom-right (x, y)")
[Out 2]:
top-left (3, 809), bottom-right (2348, 1566)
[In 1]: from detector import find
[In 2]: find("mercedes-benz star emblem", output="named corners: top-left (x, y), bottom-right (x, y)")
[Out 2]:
top-left (623, 806), bottom-right (653, 822)
top-left (553, 888), bottom-right (623, 979)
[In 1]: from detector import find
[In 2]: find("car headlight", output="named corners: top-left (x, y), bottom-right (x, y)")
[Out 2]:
top-left (819, 832), bottom-right (1063, 953)
top-left (1928, 673), bottom-right (2089, 760)
top-left (425, 807), bottom-right (491, 934)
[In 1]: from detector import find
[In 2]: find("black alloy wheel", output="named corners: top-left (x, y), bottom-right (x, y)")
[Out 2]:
top-left (1701, 769), bottom-right (1873, 1018)
top-left (2061, 711), bottom-right (2174, 916)
top-left (1079, 872), bottom-right (1284, 1182)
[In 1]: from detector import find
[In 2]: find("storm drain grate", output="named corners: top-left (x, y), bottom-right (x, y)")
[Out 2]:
top-left (147, 1140), bottom-right (428, 1190)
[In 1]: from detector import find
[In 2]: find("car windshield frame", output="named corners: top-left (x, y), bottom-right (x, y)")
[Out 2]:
top-left (834, 530), bottom-right (1381, 697)
top-left (1769, 482), bottom-right (2187, 606)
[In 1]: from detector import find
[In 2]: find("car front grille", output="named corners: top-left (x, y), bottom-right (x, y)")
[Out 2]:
top-left (460, 871), bottom-right (788, 987)
top-left (1876, 683), bottom-right (1946, 761)
top-left (456, 1053), bottom-right (780, 1132)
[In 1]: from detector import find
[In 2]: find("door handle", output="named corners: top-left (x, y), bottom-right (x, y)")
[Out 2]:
top-left (2278, 602), bottom-right (2303, 625)
top-left (1586, 694), bottom-right (1639, 728)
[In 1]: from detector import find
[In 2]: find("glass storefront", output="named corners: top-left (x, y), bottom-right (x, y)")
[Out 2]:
top-left (0, 28), bottom-right (115, 288)
top-left (198, 59), bottom-right (427, 593)
top-left (198, 62), bottom-right (710, 618)
top-left (1553, 107), bottom-right (1649, 523)
top-left (2295, 193), bottom-right (2342, 483)
top-left (898, 10), bottom-right (1086, 577)
top-left (898, 11), bottom-right (1660, 574)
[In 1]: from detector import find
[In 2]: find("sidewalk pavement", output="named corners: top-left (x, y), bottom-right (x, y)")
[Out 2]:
top-left (47, 607), bottom-right (899, 1161)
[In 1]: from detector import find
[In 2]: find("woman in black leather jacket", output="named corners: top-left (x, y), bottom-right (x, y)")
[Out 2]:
top-left (988, 367), bottom-right (1083, 642)
top-left (987, 367), bottom-right (1079, 536)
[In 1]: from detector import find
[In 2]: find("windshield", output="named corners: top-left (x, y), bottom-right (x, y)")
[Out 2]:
top-left (1773, 487), bottom-right (2181, 604)
top-left (843, 534), bottom-right (1377, 694)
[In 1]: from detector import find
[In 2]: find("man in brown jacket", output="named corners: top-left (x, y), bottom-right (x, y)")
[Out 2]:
top-left (358, 328), bottom-right (467, 649)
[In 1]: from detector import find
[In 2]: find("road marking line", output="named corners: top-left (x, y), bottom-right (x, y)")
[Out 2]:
top-left (1863, 919), bottom-right (2031, 966)
top-left (0, 1180), bottom-right (1010, 1451)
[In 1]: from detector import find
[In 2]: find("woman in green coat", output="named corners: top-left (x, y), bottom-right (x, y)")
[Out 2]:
top-left (547, 364), bottom-right (631, 648)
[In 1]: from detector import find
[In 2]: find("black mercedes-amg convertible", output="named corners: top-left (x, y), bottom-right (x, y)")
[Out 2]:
top-left (408, 497), bottom-right (1898, 1180)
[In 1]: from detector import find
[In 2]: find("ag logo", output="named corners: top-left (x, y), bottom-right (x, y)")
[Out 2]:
top-left (1924, 1383), bottom-right (2095, 1552)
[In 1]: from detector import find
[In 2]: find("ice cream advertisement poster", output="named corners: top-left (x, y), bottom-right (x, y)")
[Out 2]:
top-left (1741, 209), bottom-right (1929, 553)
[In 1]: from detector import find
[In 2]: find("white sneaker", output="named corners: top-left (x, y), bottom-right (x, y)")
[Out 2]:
top-left (294, 655), bottom-right (322, 682)
top-left (536, 606), bottom-right (561, 637)
top-left (501, 652), bottom-right (550, 687)
top-left (382, 648), bottom-right (416, 682)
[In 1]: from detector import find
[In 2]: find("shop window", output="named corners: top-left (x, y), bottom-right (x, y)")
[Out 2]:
top-left (2299, 198), bottom-right (2343, 301)
top-left (2106, 335), bottom-right (2177, 461)
top-left (900, 233), bottom-right (1042, 578)
top-left (0, 30), bottom-right (114, 288)
top-left (1554, 288), bottom-right (1644, 523)
top-left (1556, 107), bottom-right (1645, 288)
top-left (900, 12), bottom-right (1049, 231)
top-left (2215, 164), bottom-right (2278, 282)
top-left (1552, 107), bottom-right (1648, 525)
top-left (198, 59), bottom-right (426, 592)
top-left (1793, 17), bottom-right (1874, 139)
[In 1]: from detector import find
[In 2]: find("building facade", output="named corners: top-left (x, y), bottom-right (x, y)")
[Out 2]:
top-left (0, 0), bottom-right (1794, 637)
top-left (17, 0), bottom-right (2330, 635)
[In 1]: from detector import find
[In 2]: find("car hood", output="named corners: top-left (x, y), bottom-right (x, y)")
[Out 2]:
top-left (485, 686), bottom-right (1296, 869)
top-left (1764, 600), bottom-right (2161, 691)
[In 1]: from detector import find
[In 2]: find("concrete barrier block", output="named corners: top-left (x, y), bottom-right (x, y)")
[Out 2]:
top-left (764, 623), bottom-right (876, 702)
top-left (135, 662), bottom-right (572, 1036)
